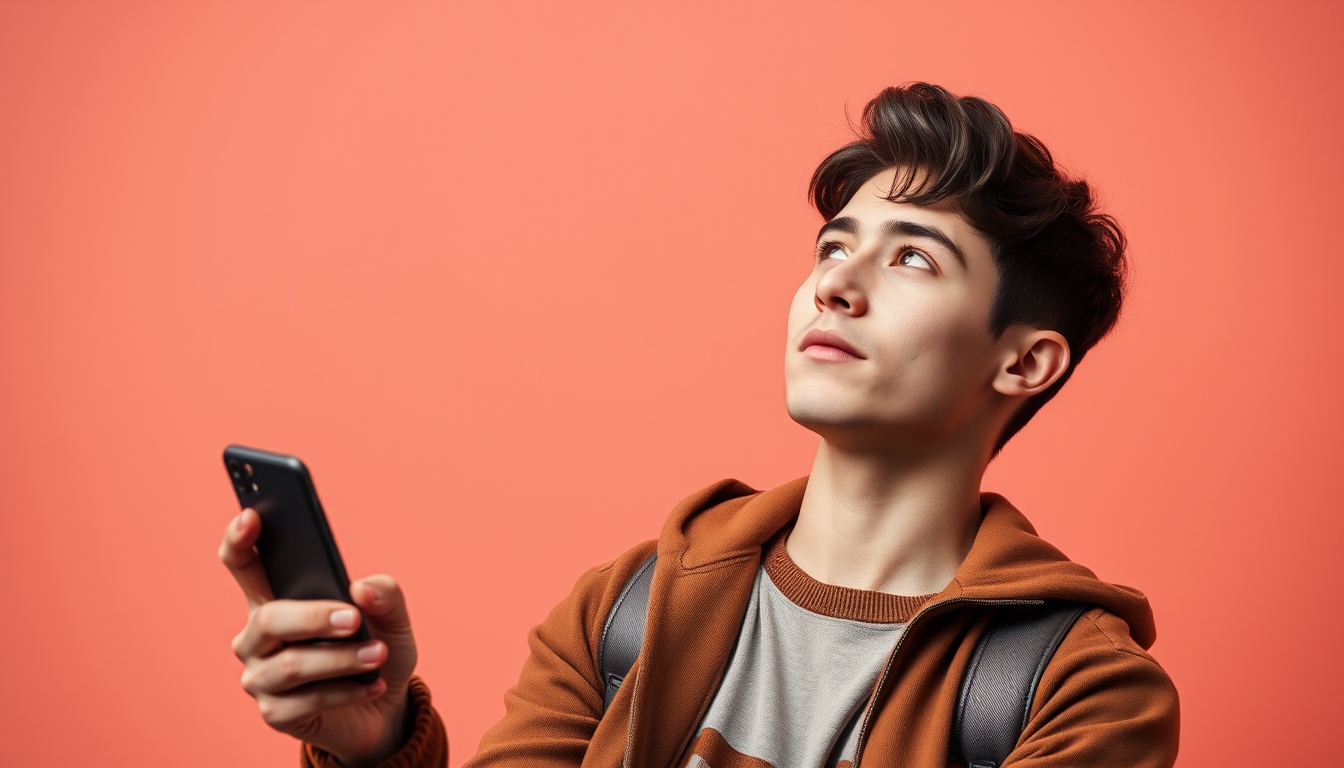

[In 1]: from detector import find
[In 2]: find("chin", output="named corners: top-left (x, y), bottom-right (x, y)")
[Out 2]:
top-left (785, 387), bottom-right (944, 450)
top-left (785, 391), bottom-right (872, 433)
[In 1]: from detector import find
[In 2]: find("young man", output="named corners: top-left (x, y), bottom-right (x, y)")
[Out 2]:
top-left (220, 82), bottom-right (1180, 768)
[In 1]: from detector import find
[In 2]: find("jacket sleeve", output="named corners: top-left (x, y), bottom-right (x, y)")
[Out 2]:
top-left (302, 543), bottom-right (648, 768)
top-left (463, 545), bottom-right (651, 768)
top-left (301, 676), bottom-right (449, 768)
top-left (1005, 608), bottom-right (1180, 768)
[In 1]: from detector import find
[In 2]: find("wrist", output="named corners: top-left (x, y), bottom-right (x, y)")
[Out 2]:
top-left (305, 678), bottom-right (441, 768)
top-left (334, 689), bottom-right (414, 768)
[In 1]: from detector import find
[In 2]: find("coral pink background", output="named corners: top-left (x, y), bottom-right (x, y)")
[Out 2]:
top-left (2, 2), bottom-right (1339, 765)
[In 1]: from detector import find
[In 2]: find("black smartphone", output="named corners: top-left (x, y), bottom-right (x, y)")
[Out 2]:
top-left (223, 444), bottom-right (378, 684)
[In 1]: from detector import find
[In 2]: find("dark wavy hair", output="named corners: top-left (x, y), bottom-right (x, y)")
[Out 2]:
top-left (809, 82), bottom-right (1128, 453)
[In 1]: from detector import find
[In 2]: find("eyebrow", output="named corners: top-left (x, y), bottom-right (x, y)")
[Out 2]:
top-left (816, 215), bottom-right (967, 270)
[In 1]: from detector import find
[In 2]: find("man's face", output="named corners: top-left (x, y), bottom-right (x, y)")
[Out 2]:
top-left (785, 168), bottom-right (1004, 449)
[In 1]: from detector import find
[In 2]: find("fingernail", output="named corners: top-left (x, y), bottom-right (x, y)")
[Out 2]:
top-left (367, 679), bottom-right (386, 697)
top-left (330, 609), bottom-right (357, 629)
top-left (363, 582), bottom-right (383, 602)
top-left (233, 514), bottom-right (245, 532)
top-left (357, 642), bottom-right (382, 664)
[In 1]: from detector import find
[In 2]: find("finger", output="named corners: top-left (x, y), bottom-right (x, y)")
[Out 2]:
top-left (233, 599), bottom-right (363, 660)
top-left (241, 640), bottom-right (386, 696)
top-left (255, 678), bottom-right (387, 733)
top-left (217, 508), bottom-right (274, 608)
top-left (350, 576), bottom-right (418, 687)
top-left (351, 575), bottom-right (412, 635)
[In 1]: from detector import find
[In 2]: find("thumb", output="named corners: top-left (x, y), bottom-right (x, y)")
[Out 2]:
top-left (351, 575), bottom-right (417, 690)
top-left (351, 574), bottom-right (413, 635)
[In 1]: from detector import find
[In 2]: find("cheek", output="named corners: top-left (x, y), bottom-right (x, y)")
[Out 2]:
top-left (786, 279), bottom-right (818, 336)
top-left (924, 317), bottom-right (997, 400)
top-left (872, 301), bottom-right (993, 396)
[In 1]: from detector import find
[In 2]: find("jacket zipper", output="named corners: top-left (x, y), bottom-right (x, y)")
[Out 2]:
top-left (620, 560), bottom-right (761, 768)
top-left (848, 596), bottom-right (1042, 768)
top-left (622, 656), bottom-right (738, 768)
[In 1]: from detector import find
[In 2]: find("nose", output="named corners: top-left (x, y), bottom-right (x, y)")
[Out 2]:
top-left (814, 258), bottom-right (868, 316)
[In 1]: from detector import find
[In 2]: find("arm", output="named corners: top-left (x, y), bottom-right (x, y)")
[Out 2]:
top-left (1005, 608), bottom-right (1180, 768)
top-left (464, 542), bottom-right (657, 768)
top-left (307, 541), bottom-right (652, 768)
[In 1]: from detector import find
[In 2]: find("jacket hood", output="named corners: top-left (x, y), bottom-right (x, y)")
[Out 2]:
top-left (661, 476), bottom-right (1158, 649)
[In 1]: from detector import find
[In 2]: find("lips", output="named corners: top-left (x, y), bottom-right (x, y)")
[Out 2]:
top-left (799, 328), bottom-right (865, 360)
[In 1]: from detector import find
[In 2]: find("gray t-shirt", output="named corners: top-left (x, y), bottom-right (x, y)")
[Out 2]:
top-left (684, 535), bottom-right (933, 768)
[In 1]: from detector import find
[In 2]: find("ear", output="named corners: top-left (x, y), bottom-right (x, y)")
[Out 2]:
top-left (992, 328), bottom-right (1071, 398)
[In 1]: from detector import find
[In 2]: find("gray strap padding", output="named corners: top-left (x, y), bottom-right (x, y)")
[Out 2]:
top-left (951, 602), bottom-right (1089, 768)
top-left (597, 552), bottom-right (658, 712)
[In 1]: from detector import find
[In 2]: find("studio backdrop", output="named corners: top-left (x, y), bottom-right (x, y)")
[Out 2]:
top-left (1, 2), bottom-right (1339, 766)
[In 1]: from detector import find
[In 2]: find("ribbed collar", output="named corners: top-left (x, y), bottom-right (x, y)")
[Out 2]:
top-left (762, 532), bottom-right (934, 624)
top-left (665, 476), bottom-right (1158, 646)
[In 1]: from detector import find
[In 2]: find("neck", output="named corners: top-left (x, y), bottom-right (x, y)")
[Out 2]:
top-left (786, 434), bottom-right (987, 596)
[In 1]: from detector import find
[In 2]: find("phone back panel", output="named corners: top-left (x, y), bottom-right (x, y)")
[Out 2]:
top-left (223, 445), bottom-right (353, 603)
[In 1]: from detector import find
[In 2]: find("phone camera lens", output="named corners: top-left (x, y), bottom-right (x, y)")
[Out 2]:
top-left (228, 460), bottom-right (242, 480)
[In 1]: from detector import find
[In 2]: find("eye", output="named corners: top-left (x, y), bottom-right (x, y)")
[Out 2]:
top-left (817, 241), bottom-right (848, 261)
top-left (898, 249), bottom-right (933, 270)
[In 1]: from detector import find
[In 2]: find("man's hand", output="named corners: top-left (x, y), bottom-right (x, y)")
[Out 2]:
top-left (219, 508), bottom-right (419, 766)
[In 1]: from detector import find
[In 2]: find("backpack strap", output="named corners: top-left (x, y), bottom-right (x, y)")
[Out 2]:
top-left (595, 553), bottom-right (1087, 767)
top-left (597, 552), bottom-right (658, 712)
top-left (951, 602), bottom-right (1089, 768)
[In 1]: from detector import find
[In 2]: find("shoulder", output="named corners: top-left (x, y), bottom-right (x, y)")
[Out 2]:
top-left (1011, 606), bottom-right (1179, 767)
top-left (1040, 605), bottom-right (1178, 710)
top-left (531, 475), bottom-right (800, 679)
top-left (1073, 607), bottom-right (1167, 664)
top-left (1051, 606), bottom-right (1176, 694)
top-left (539, 538), bottom-right (660, 659)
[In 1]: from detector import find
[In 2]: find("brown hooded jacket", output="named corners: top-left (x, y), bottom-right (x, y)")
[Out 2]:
top-left (305, 477), bottom-right (1179, 768)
